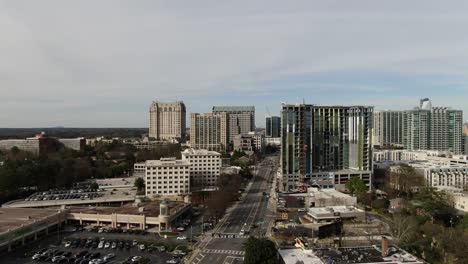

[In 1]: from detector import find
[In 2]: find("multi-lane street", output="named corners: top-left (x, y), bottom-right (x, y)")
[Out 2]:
top-left (189, 155), bottom-right (278, 264)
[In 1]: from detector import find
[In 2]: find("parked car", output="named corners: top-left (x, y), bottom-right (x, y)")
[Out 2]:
top-left (176, 235), bottom-right (187, 240)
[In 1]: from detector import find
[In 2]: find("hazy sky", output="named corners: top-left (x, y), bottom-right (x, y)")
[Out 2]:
top-left (1, 0), bottom-right (468, 127)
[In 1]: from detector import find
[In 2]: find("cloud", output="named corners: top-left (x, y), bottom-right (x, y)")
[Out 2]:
top-left (0, 0), bottom-right (468, 127)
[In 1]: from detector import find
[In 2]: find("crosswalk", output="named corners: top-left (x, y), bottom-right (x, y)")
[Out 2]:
top-left (203, 249), bottom-right (245, 255)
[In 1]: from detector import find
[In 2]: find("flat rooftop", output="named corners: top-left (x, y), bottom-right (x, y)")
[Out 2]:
top-left (0, 208), bottom-right (60, 233)
top-left (182, 149), bottom-right (221, 156)
top-left (69, 200), bottom-right (186, 218)
top-left (315, 245), bottom-right (423, 264)
top-left (308, 188), bottom-right (353, 199)
top-left (145, 159), bottom-right (190, 167)
top-left (279, 249), bottom-right (324, 264)
top-left (308, 206), bottom-right (363, 215)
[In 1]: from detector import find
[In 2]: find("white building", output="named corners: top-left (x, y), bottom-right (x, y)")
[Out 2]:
top-left (133, 162), bottom-right (146, 176)
top-left (181, 149), bottom-right (221, 190)
top-left (306, 188), bottom-right (356, 208)
top-left (145, 158), bottom-right (190, 197)
top-left (452, 192), bottom-right (468, 212)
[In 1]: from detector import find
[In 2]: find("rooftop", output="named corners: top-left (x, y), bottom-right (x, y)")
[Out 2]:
top-left (145, 158), bottom-right (190, 167)
top-left (182, 148), bottom-right (221, 156)
top-left (0, 208), bottom-right (61, 233)
top-left (278, 249), bottom-right (324, 264)
top-left (308, 206), bottom-right (364, 215)
top-left (212, 106), bottom-right (255, 112)
top-left (308, 188), bottom-right (354, 199)
top-left (68, 200), bottom-right (186, 218)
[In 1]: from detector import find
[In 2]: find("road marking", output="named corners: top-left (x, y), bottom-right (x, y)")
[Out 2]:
top-left (202, 249), bottom-right (245, 255)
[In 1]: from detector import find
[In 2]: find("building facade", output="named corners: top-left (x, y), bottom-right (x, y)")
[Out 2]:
top-left (373, 110), bottom-right (404, 147)
top-left (149, 101), bottom-right (186, 141)
top-left (189, 113), bottom-right (228, 152)
top-left (266, 116), bottom-right (281, 138)
top-left (403, 99), bottom-right (463, 154)
top-left (280, 103), bottom-right (373, 192)
top-left (181, 149), bottom-right (221, 190)
top-left (144, 158), bottom-right (190, 197)
top-left (212, 106), bottom-right (255, 144)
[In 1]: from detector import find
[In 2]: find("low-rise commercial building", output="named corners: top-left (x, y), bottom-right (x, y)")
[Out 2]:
top-left (181, 149), bottom-right (221, 190)
top-left (305, 206), bottom-right (365, 223)
top-left (0, 133), bottom-right (85, 154)
top-left (306, 188), bottom-right (356, 208)
top-left (145, 158), bottom-right (190, 197)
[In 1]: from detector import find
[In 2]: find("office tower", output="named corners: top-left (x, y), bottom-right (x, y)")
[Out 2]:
top-left (144, 158), bottom-right (190, 197)
top-left (182, 149), bottom-right (221, 190)
top-left (190, 113), bottom-right (228, 151)
top-left (403, 99), bottom-right (463, 154)
top-left (149, 101), bottom-right (186, 141)
top-left (373, 111), bottom-right (404, 147)
top-left (266, 116), bottom-right (281, 138)
top-left (280, 103), bottom-right (373, 192)
top-left (212, 106), bottom-right (255, 144)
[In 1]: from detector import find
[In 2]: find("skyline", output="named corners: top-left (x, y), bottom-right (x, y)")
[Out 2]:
top-left (1, 1), bottom-right (468, 127)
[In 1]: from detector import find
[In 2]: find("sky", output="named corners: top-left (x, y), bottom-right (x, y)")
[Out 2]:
top-left (1, 0), bottom-right (468, 128)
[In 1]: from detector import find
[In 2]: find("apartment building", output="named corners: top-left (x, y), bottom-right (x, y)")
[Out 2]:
top-left (145, 158), bottom-right (190, 197)
top-left (373, 110), bottom-right (404, 147)
top-left (280, 103), bottom-right (373, 192)
top-left (181, 149), bottom-right (221, 190)
top-left (233, 131), bottom-right (265, 154)
top-left (149, 101), bottom-right (186, 142)
top-left (189, 113), bottom-right (228, 152)
top-left (212, 106), bottom-right (255, 144)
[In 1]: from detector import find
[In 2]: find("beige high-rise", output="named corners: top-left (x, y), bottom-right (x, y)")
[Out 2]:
top-left (212, 106), bottom-right (255, 143)
top-left (190, 113), bottom-right (228, 152)
top-left (149, 101), bottom-right (186, 141)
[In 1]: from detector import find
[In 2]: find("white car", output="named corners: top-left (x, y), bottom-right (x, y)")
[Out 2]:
top-left (31, 254), bottom-right (41, 260)
top-left (103, 253), bottom-right (115, 261)
top-left (298, 208), bottom-right (307, 212)
top-left (104, 242), bottom-right (110, 248)
top-left (166, 259), bottom-right (178, 264)
top-left (98, 242), bottom-right (104, 249)
top-left (176, 235), bottom-right (187, 240)
top-left (132, 256), bottom-right (142, 262)
top-left (64, 241), bottom-right (71, 248)
top-left (139, 244), bottom-right (146, 251)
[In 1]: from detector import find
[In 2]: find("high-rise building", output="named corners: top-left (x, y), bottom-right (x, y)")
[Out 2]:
top-left (181, 149), bottom-right (221, 190)
top-left (403, 99), bottom-right (463, 154)
top-left (149, 101), bottom-right (186, 141)
top-left (266, 116), bottom-right (281, 138)
top-left (280, 103), bottom-right (373, 192)
top-left (373, 111), bottom-right (404, 147)
top-left (190, 113), bottom-right (228, 152)
top-left (212, 106), bottom-right (255, 144)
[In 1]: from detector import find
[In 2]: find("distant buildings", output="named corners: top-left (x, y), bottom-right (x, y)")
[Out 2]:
top-left (374, 98), bottom-right (463, 154)
top-left (233, 131), bottom-right (265, 154)
top-left (265, 116), bottom-right (280, 138)
top-left (144, 158), bottom-right (190, 197)
top-left (280, 103), bottom-right (373, 192)
top-left (149, 101), bottom-right (186, 142)
top-left (189, 113), bottom-right (228, 152)
top-left (373, 110), bottom-right (404, 147)
top-left (181, 148), bottom-right (221, 190)
top-left (212, 106), bottom-right (255, 144)
top-left (0, 133), bottom-right (85, 154)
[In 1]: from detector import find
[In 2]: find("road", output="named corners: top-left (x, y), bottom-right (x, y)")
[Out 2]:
top-left (189, 155), bottom-right (278, 264)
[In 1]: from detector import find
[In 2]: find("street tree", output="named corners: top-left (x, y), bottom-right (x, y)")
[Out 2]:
top-left (244, 237), bottom-right (277, 264)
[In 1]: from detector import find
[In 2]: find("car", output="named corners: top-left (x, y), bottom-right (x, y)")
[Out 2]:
top-left (32, 253), bottom-right (42, 260)
top-left (131, 256), bottom-right (142, 262)
top-left (64, 241), bottom-right (72, 248)
top-left (176, 227), bottom-right (185, 231)
top-left (166, 259), bottom-right (178, 264)
top-left (98, 242), bottom-right (104, 249)
top-left (111, 241), bottom-right (117, 249)
top-left (298, 208), bottom-right (307, 212)
top-left (138, 244), bottom-right (146, 251)
top-left (132, 240), bottom-right (138, 246)
top-left (104, 241), bottom-right (111, 248)
top-left (173, 250), bottom-right (186, 256)
top-left (103, 253), bottom-right (115, 261)
top-left (176, 235), bottom-right (186, 240)
top-left (52, 255), bottom-right (66, 263)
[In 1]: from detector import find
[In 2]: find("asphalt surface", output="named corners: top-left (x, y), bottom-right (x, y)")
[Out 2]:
top-left (189, 155), bottom-right (278, 264)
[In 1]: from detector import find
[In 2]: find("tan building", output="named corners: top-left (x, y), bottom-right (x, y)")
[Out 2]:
top-left (182, 148), bottom-right (221, 190)
top-left (190, 113), bottom-right (228, 151)
top-left (145, 158), bottom-right (190, 197)
top-left (212, 106), bottom-right (255, 144)
top-left (149, 101), bottom-right (186, 141)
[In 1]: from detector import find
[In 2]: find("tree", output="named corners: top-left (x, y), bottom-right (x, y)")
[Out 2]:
top-left (387, 164), bottom-right (424, 198)
top-left (89, 182), bottom-right (99, 190)
top-left (346, 177), bottom-right (367, 196)
top-left (244, 237), bottom-right (277, 264)
top-left (134, 177), bottom-right (145, 191)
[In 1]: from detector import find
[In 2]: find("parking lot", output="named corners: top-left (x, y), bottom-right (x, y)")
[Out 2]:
top-left (25, 189), bottom-right (104, 202)
top-left (2, 228), bottom-right (190, 264)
